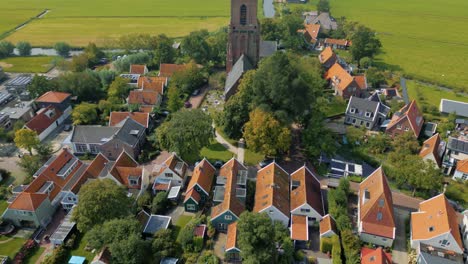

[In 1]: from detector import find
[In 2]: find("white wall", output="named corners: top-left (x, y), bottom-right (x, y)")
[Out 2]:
top-left (156, 168), bottom-right (183, 186)
top-left (261, 206), bottom-right (289, 226)
top-left (359, 232), bottom-right (394, 248)
top-left (291, 203), bottom-right (323, 225)
top-left (453, 170), bottom-right (467, 181)
top-left (411, 232), bottom-right (463, 254)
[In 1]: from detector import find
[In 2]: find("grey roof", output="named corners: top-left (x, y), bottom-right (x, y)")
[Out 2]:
top-left (160, 258), bottom-right (179, 264)
top-left (1, 100), bottom-right (34, 120)
top-left (50, 207), bottom-right (76, 245)
top-left (447, 137), bottom-right (468, 154)
top-left (5, 75), bottom-right (32, 86)
top-left (143, 215), bottom-right (171, 235)
top-left (114, 118), bottom-right (145, 147)
top-left (71, 125), bottom-right (119, 144)
top-left (439, 99), bottom-right (468, 117)
top-left (307, 12), bottom-right (337, 30)
top-left (119, 74), bottom-right (140, 82)
top-left (260, 40), bottom-right (277, 58)
top-left (418, 252), bottom-right (460, 264)
top-left (346, 96), bottom-right (382, 122)
top-left (224, 55), bottom-right (253, 97)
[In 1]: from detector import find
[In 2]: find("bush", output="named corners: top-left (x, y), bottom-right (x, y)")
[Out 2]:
top-left (54, 42), bottom-right (71, 57)
top-left (193, 237), bottom-right (204, 253)
top-left (197, 250), bottom-right (219, 264)
top-left (331, 235), bottom-right (341, 264)
top-left (294, 250), bottom-right (305, 261)
top-left (42, 246), bottom-right (68, 264)
top-left (64, 233), bottom-right (77, 249)
top-left (16, 41), bottom-right (32, 56)
top-left (320, 237), bottom-right (333, 253)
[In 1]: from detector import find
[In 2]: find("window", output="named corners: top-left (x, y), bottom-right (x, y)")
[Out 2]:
top-left (165, 173), bottom-right (173, 178)
top-left (352, 119), bottom-right (356, 124)
top-left (441, 239), bottom-right (449, 247)
top-left (405, 127), bottom-right (410, 131)
top-left (377, 212), bottom-right (383, 221)
top-left (89, 144), bottom-right (99, 154)
top-left (463, 173), bottom-right (468, 180)
top-left (300, 208), bottom-right (310, 213)
top-left (378, 199), bottom-right (384, 207)
top-left (130, 179), bottom-right (138, 186)
top-left (429, 226), bottom-right (434, 232)
top-left (350, 108), bottom-right (356, 114)
top-left (365, 112), bottom-right (372, 117)
top-left (75, 144), bottom-right (87, 153)
top-left (240, 5), bottom-right (247, 25)
top-left (187, 204), bottom-right (196, 211)
top-left (225, 215), bottom-right (233, 220)
top-left (360, 120), bottom-right (364, 125)
top-left (366, 122), bottom-right (370, 128)
top-left (397, 124), bottom-right (402, 130)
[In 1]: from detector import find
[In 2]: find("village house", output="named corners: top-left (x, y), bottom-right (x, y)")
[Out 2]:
top-left (109, 111), bottom-right (151, 130)
top-left (442, 136), bottom-right (468, 175)
top-left (290, 166), bottom-right (324, 224)
top-left (130, 64), bottom-right (148, 75)
top-left (385, 100), bottom-right (424, 138)
top-left (323, 38), bottom-right (351, 49)
top-left (137, 76), bottom-right (167, 95)
top-left (137, 210), bottom-right (171, 238)
top-left (183, 159), bottom-right (216, 212)
top-left (419, 133), bottom-right (443, 168)
top-left (159, 63), bottom-right (188, 78)
top-left (357, 167), bottom-right (396, 247)
top-left (25, 105), bottom-right (66, 141)
top-left (225, 222), bottom-right (241, 262)
top-left (299, 24), bottom-right (321, 48)
top-left (319, 214), bottom-right (338, 238)
top-left (253, 162), bottom-right (290, 226)
top-left (344, 94), bottom-right (390, 131)
top-left (290, 214), bottom-right (309, 248)
top-left (211, 158), bottom-right (247, 231)
top-left (324, 63), bottom-right (366, 99)
top-left (410, 194), bottom-right (464, 263)
top-left (35, 91), bottom-right (72, 117)
top-left (70, 117), bottom-right (146, 160)
top-left (152, 153), bottom-right (188, 194)
top-left (360, 247), bottom-right (392, 264)
top-left (305, 12), bottom-right (338, 31)
top-left (127, 90), bottom-right (162, 107)
top-left (318, 47), bottom-right (337, 69)
top-left (453, 159), bottom-right (468, 180)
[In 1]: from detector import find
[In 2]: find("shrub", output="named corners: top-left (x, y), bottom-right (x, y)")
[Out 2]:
top-left (42, 246), bottom-right (68, 264)
top-left (16, 41), bottom-right (32, 56)
top-left (294, 250), bottom-right (305, 261)
top-left (331, 235), bottom-right (342, 264)
top-left (192, 236), bottom-right (204, 253)
top-left (320, 237), bottom-right (333, 253)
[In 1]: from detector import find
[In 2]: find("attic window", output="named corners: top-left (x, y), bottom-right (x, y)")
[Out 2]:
top-left (129, 130), bottom-right (140, 135)
top-left (365, 111), bottom-right (372, 117)
top-left (377, 212), bottom-right (383, 221)
top-left (369, 256), bottom-right (375, 262)
top-left (429, 226), bottom-right (434, 232)
top-left (350, 108), bottom-right (356, 114)
top-left (378, 199), bottom-right (384, 207)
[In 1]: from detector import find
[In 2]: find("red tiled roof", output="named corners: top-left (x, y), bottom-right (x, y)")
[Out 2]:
top-left (25, 106), bottom-right (62, 134)
top-left (318, 47), bottom-right (336, 65)
top-left (137, 76), bottom-right (167, 94)
top-left (109, 151), bottom-right (141, 188)
top-left (154, 183), bottom-right (170, 191)
top-left (304, 24), bottom-right (320, 42)
top-left (324, 63), bottom-right (355, 92)
top-left (35, 91), bottom-right (71, 103)
top-left (456, 159), bottom-right (468, 173)
top-left (324, 38), bottom-right (350, 46)
top-left (130, 64), bottom-right (147, 74)
top-left (194, 224), bottom-right (206, 237)
top-left (354, 75), bottom-right (368, 90)
top-left (226, 222), bottom-right (239, 251)
top-left (109, 112), bottom-right (150, 128)
top-left (70, 153), bottom-right (108, 194)
top-left (139, 106), bottom-right (153, 113)
top-left (319, 214), bottom-right (337, 236)
top-left (184, 188), bottom-right (201, 204)
top-left (361, 247), bottom-right (392, 264)
top-left (128, 90), bottom-right (160, 105)
top-left (186, 159), bottom-right (216, 195)
top-left (291, 215), bottom-right (309, 241)
top-left (419, 133), bottom-right (442, 167)
top-left (159, 64), bottom-right (187, 77)
top-left (254, 163), bottom-right (290, 217)
top-left (9, 192), bottom-right (48, 211)
top-left (290, 166), bottom-right (324, 215)
top-left (386, 100), bottom-right (424, 137)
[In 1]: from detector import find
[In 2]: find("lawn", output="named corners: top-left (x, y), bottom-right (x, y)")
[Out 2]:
top-left (69, 233), bottom-right (95, 262)
top-left (1, 0), bottom-right (229, 47)
top-left (174, 215), bottom-right (193, 239)
top-left (406, 80), bottom-right (468, 109)
top-left (199, 140), bottom-right (235, 163)
top-left (330, 0), bottom-right (468, 91)
top-left (0, 56), bottom-right (55, 73)
top-left (0, 237), bottom-right (27, 259)
top-left (24, 246), bottom-right (45, 264)
top-left (0, 200), bottom-right (7, 215)
top-left (323, 97), bottom-right (347, 117)
top-left (244, 148), bottom-right (264, 166)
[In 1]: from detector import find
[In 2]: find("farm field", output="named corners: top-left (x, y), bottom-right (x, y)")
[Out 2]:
top-left (330, 0), bottom-right (468, 91)
top-left (1, 0), bottom-right (229, 47)
top-left (406, 80), bottom-right (468, 109)
top-left (0, 56), bottom-right (55, 73)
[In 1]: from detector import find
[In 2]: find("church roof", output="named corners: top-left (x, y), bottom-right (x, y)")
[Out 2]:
top-left (224, 55), bottom-right (253, 98)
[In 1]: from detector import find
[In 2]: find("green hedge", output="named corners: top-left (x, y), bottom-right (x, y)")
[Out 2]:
top-left (320, 237), bottom-right (333, 253)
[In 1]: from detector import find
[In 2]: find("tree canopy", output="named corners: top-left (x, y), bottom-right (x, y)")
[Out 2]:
top-left (14, 129), bottom-right (40, 155)
top-left (72, 102), bottom-right (98, 125)
top-left (349, 24), bottom-right (382, 61)
top-left (16, 41), bottom-right (32, 56)
top-left (54, 42), bottom-right (71, 57)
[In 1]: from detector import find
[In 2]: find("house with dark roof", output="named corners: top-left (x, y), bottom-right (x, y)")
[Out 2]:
top-left (290, 166), bottom-right (324, 225)
top-left (2, 149), bottom-right (87, 227)
top-left (439, 99), bottom-right (468, 118)
top-left (130, 64), bottom-right (148, 75)
top-left (385, 100), bottom-right (424, 138)
top-left (137, 210), bottom-right (171, 238)
top-left (305, 12), bottom-right (338, 31)
top-left (70, 117), bottom-right (146, 160)
top-left (318, 47), bottom-right (337, 68)
top-left (357, 167), bottom-right (395, 247)
top-left (210, 158), bottom-right (247, 231)
top-left (152, 153), bottom-right (189, 193)
top-left (419, 133), bottom-right (443, 168)
top-left (345, 94), bottom-right (390, 131)
top-left (224, 54), bottom-right (253, 101)
top-left (183, 159), bottom-right (216, 212)
top-left (25, 105), bottom-right (66, 141)
top-left (442, 136), bottom-right (468, 175)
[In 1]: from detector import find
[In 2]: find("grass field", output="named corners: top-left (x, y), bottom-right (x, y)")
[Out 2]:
top-left (175, 215), bottom-right (193, 239)
top-left (200, 140), bottom-right (235, 163)
top-left (24, 247), bottom-right (45, 264)
top-left (1, 0), bottom-right (229, 47)
top-left (0, 237), bottom-right (27, 259)
top-left (330, 0), bottom-right (468, 91)
top-left (407, 80), bottom-right (468, 109)
top-left (0, 56), bottom-right (55, 73)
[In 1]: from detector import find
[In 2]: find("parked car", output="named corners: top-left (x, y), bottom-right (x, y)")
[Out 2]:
top-left (214, 160), bottom-right (224, 168)
top-left (191, 89), bottom-right (200, 96)
top-left (259, 158), bottom-right (274, 168)
top-left (160, 110), bottom-right (170, 117)
top-left (184, 101), bottom-right (192, 108)
top-left (63, 124), bottom-right (72, 131)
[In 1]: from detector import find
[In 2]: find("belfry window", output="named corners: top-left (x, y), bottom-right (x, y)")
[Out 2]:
top-left (240, 5), bottom-right (247, 25)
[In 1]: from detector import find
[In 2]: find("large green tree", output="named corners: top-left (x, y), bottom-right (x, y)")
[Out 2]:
top-left (109, 234), bottom-right (150, 264)
top-left (152, 229), bottom-right (181, 262)
top-left (0, 41), bottom-right (14, 58)
top-left (108, 76), bottom-right (131, 102)
top-left (181, 30), bottom-right (211, 64)
top-left (27, 74), bottom-right (57, 98)
top-left (349, 25), bottom-right (382, 61)
top-left (72, 179), bottom-right (132, 232)
top-left (16, 41), bottom-right (32, 56)
top-left (53, 70), bottom-right (105, 102)
top-left (153, 34), bottom-right (175, 66)
top-left (14, 129), bottom-right (39, 155)
top-left (170, 62), bottom-right (206, 95)
top-left (72, 102), bottom-right (98, 125)
top-left (156, 109), bottom-right (213, 160)
top-left (86, 217), bottom-right (142, 250)
top-left (84, 42), bottom-right (104, 67)
top-left (54, 42), bottom-right (71, 57)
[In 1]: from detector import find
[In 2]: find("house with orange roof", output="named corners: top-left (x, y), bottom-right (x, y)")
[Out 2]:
top-left (225, 222), bottom-right (241, 262)
top-left (419, 133), bottom-right (443, 168)
top-left (211, 158), bottom-right (247, 231)
top-left (360, 247), bottom-right (392, 264)
top-left (254, 162), bottom-right (290, 226)
top-left (130, 64), bottom-right (148, 75)
top-left (109, 111), bottom-right (151, 129)
top-left (319, 214), bottom-right (338, 238)
top-left (323, 38), bottom-right (351, 49)
top-left (127, 90), bottom-right (162, 107)
top-left (411, 194), bottom-right (464, 261)
top-left (385, 100), bottom-right (424, 138)
top-left (2, 149), bottom-right (87, 227)
top-left (299, 24), bottom-right (321, 47)
top-left (318, 47), bottom-right (337, 68)
top-left (152, 153), bottom-right (188, 193)
top-left (183, 159), bottom-right (216, 212)
top-left (159, 63), bottom-right (188, 78)
top-left (290, 166), bottom-right (324, 225)
top-left (358, 167), bottom-right (396, 247)
top-left (35, 91), bottom-right (72, 115)
top-left (137, 76), bottom-right (167, 95)
top-left (453, 158), bottom-right (468, 180)
top-left (290, 214), bottom-right (309, 248)
top-left (25, 105), bottom-right (66, 141)
top-left (324, 63), bottom-right (363, 99)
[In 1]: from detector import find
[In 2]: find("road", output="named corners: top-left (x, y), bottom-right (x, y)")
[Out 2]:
top-left (393, 208), bottom-right (410, 264)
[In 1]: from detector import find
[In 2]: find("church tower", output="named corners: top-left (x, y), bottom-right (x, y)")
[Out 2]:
top-left (226, 0), bottom-right (260, 72)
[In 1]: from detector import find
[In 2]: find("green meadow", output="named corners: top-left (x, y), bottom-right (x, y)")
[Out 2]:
top-left (330, 0), bottom-right (468, 91)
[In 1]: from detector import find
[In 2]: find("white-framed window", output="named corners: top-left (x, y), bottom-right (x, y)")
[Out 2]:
top-left (365, 112), bottom-right (372, 117)
top-left (300, 208), bottom-right (310, 213)
top-left (405, 127), bottom-right (410, 131)
top-left (187, 204), bottom-right (196, 211)
top-left (75, 144), bottom-right (87, 153)
top-left (89, 144), bottom-right (99, 154)
top-left (366, 122), bottom-right (370, 128)
top-left (130, 179), bottom-right (139, 186)
top-left (440, 239), bottom-right (450, 247)
top-left (225, 215), bottom-right (233, 220)
top-left (397, 124), bottom-right (402, 130)
top-left (350, 108), bottom-right (356, 114)
top-left (462, 173), bottom-right (468, 180)
top-left (165, 173), bottom-right (173, 178)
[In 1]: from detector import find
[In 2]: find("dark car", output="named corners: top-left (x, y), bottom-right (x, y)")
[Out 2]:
top-left (214, 160), bottom-right (224, 169)
top-left (184, 101), bottom-right (192, 108)
top-left (259, 158), bottom-right (274, 168)
top-left (191, 89), bottom-right (200, 96)
top-left (63, 124), bottom-right (72, 132)
top-left (160, 110), bottom-right (170, 117)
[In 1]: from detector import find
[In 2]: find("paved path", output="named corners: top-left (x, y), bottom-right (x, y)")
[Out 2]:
top-left (393, 208), bottom-right (410, 264)
top-left (212, 123), bottom-right (245, 163)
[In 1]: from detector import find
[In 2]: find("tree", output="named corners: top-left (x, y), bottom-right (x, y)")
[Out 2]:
top-left (0, 41), bottom-right (15, 58)
top-left (237, 212), bottom-right (276, 263)
top-left (181, 30), bottom-right (211, 64)
top-left (367, 133), bottom-right (390, 154)
top-left (72, 103), bottom-right (98, 125)
top-left (17, 155), bottom-right (42, 177)
top-left (366, 67), bottom-right (386, 88)
top-left (84, 42), bottom-right (104, 67)
top-left (86, 217), bottom-right (142, 250)
top-left (390, 131), bottom-right (420, 156)
top-left (349, 25), bottom-right (382, 61)
top-left (34, 143), bottom-right (53, 161)
top-left (166, 86), bottom-right (184, 112)
top-left (153, 229), bottom-right (181, 261)
top-left (53, 70), bottom-right (105, 102)
top-left (137, 191), bottom-right (151, 210)
top-left (54, 42), bottom-right (71, 57)
top-left (260, 18), bottom-right (285, 42)
top-left (359, 57), bottom-right (372, 68)
top-left (317, 0), bottom-right (330, 13)
top-left (302, 113), bottom-right (336, 158)
top-left (27, 74), bottom-right (56, 98)
top-left (16, 41), bottom-right (32, 56)
top-left (119, 33), bottom-right (158, 51)
top-left (153, 34), bottom-right (175, 66)
top-left (14, 129), bottom-right (39, 155)
top-left (243, 108), bottom-right (291, 157)
top-left (156, 109), bottom-right (213, 159)
top-left (109, 233), bottom-right (150, 264)
top-left (152, 191), bottom-right (168, 214)
top-left (205, 28), bottom-right (228, 65)
top-left (341, 229), bottom-right (360, 264)
top-left (396, 155), bottom-right (443, 195)
top-left (170, 62), bottom-right (206, 95)
top-left (280, 15), bottom-right (304, 51)
top-left (70, 53), bottom-right (89, 72)
top-left (72, 179), bottom-right (132, 232)
top-left (108, 77), bottom-right (130, 102)
top-left (197, 251), bottom-right (219, 264)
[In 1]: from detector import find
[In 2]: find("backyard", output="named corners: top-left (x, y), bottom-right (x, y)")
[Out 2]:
top-left (0, 56), bottom-right (55, 73)
top-left (0, 237), bottom-right (27, 259)
top-left (175, 215), bottom-right (193, 239)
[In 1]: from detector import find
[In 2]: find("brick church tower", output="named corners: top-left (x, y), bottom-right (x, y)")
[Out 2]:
top-left (226, 0), bottom-right (260, 72)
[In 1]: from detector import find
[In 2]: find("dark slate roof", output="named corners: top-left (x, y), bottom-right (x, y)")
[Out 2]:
top-left (114, 117), bottom-right (146, 147)
top-left (439, 99), bottom-right (468, 118)
top-left (307, 12), bottom-right (337, 30)
top-left (224, 55), bottom-right (253, 97)
top-left (447, 137), bottom-right (468, 154)
top-left (260, 40), bottom-right (277, 58)
top-left (71, 126), bottom-right (119, 144)
top-left (143, 215), bottom-right (171, 235)
top-left (346, 96), bottom-right (381, 122)
top-left (418, 252), bottom-right (460, 264)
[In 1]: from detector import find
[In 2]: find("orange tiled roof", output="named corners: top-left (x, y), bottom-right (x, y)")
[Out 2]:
top-left (109, 151), bottom-right (141, 188)
top-left (254, 163), bottom-right (290, 217)
top-left (304, 24), bottom-right (320, 42)
top-left (70, 153), bottom-right (108, 194)
top-left (8, 192), bottom-right (48, 211)
top-left (386, 100), bottom-right (424, 137)
top-left (419, 133), bottom-right (441, 167)
top-left (354, 75), bottom-right (368, 90)
top-left (115, 167), bottom-right (142, 189)
top-left (290, 166), bottom-right (324, 215)
top-left (154, 183), bottom-right (170, 191)
top-left (291, 215), bottom-right (309, 241)
top-left (138, 76), bottom-right (167, 94)
top-left (130, 64), bottom-right (147, 75)
top-left (319, 214), bottom-right (337, 236)
top-left (318, 47), bottom-right (336, 65)
top-left (186, 159), bottom-right (216, 195)
top-left (35, 91), bottom-right (71, 103)
top-left (25, 106), bottom-right (62, 134)
top-left (411, 194), bottom-right (463, 252)
top-left (359, 167), bottom-right (395, 239)
top-left (226, 222), bottom-right (239, 251)
top-left (211, 158), bottom-right (246, 220)
top-left (324, 38), bottom-right (349, 46)
top-left (361, 247), bottom-right (392, 264)
top-left (324, 63), bottom-right (355, 91)
top-left (184, 188), bottom-right (201, 204)
top-left (159, 64), bottom-right (187, 77)
top-left (139, 106), bottom-right (153, 113)
top-left (128, 90), bottom-right (160, 105)
top-left (456, 159), bottom-right (468, 173)
top-left (109, 112), bottom-right (150, 128)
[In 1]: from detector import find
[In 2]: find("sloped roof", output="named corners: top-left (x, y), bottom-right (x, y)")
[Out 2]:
top-left (318, 47), bottom-right (336, 65)
top-left (447, 137), bottom-right (468, 154)
top-left (411, 194), bottom-right (463, 252)
top-left (308, 12), bottom-right (337, 30)
top-left (224, 55), bottom-right (253, 97)
top-left (139, 106), bottom-right (153, 113)
top-left (456, 159), bottom-right (468, 173)
top-left (324, 63), bottom-right (355, 91)
top-left (324, 38), bottom-right (349, 46)
top-left (71, 126), bottom-right (119, 144)
top-left (290, 215), bottom-right (309, 241)
top-left (319, 214), bottom-right (337, 236)
top-left (35, 91), bottom-right (71, 103)
top-left (254, 162), bottom-right (290, 217)
top-left (154, 153), bottom-right (188, 180)
top-left (226, 222), bottom-right (239, 251)
top-left (419, 133), bottom-right (442, 167)
top-left (128, 90), bottom-right (160, 105)
top-left (8, 192), bottom-right (48, 211)
top-left (439, 99), bottom-right (468, 117)
top-left (361, 247), bottom-right (392, 264)
top-left (113, 118), bottom-right (146, 147)
top-left (186, 159), bottom-right (216, 195)
top-left (159, 64), bottom-right (187, 77)
top-left (138, 76), bottom-right (166, 95)
top-left (359, 167), bottom-right (395, 239)
top-left (354, 75), bottom-right (367, 90)
top-left (137, 76), bottom-right (167, 88)
top-left (194, 224), bottom-right (206, 237)
top-left (290, 166), bottom-right (324, 215)
top-left (184, 188), bottom-right (201, 204)
top-left (109, 112), bottom-right (150, 128)
top-left (130, 64), bottom-right (147, 75)
top-left (304, 24), bottom-right (321, 41)
top-left (25, 106), bottom-right (63, 134)
top-left (109, 150), bottom-right (141, 187)
top-left (386, 100), bottom-right (424, 137)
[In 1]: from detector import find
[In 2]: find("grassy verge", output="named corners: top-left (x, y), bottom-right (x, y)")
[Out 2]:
top-left (0, 56), bottom-right (55, 73)
top-left (0, 237), bottom-right (27, 259)
top-left (324, 97), bottom-right (347, 117)
top-left (0, 200), bottom-right (7, 215)
top-left (244, 148), bottom-right (264, 166)
top-left (406, 80), bottom-right (468, 110)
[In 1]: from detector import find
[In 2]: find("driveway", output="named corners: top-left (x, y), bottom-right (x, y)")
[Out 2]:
top-left (393, 207), bottom-right (410, 264)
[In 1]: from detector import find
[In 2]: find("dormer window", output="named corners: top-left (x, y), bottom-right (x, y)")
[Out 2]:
top-left (365, 111), bottom-right (372, 118)
top-left (429, 226), bottom-right (434, 232)
top-left (165, 173), bottom-right (173, 178)
top-left (405, 127), bottom-right (410, 131)
top-left (129, 177), bottom-right (139, 186)
top-left (350, 108), bottom-right (356, 114)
